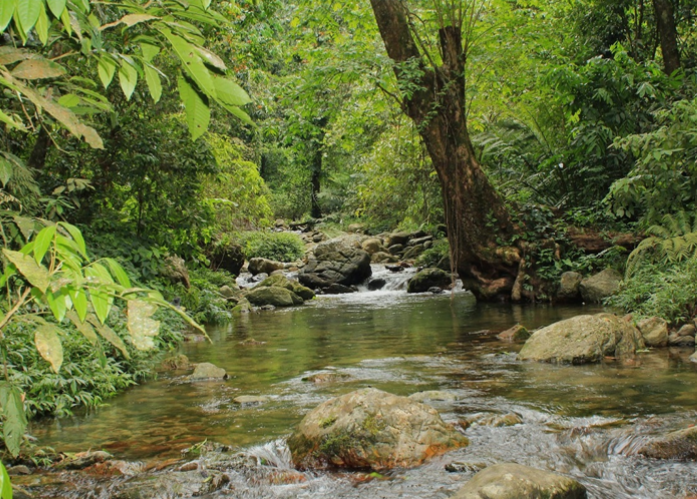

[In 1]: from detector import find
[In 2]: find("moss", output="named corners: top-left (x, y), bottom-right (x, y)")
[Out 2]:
top-left (319, 416), bottom-right (337, 429)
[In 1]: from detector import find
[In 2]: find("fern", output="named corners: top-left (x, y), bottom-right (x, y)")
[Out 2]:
top-left (626, 211), bottom-right (697, 276)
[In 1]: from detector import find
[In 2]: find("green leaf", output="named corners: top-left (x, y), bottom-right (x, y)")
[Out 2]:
top-left (100, 13), bottom-right (157, 30)
top-left (66, 309), bottom-right (97, 343)
top-left (33, 225), bottom-right (56, 264)
top-left (11, 58), bottom-right (66, 80)
top-left (118, 61), bottom-right (138, 100)
top-left (35, 3), bottom-right (49, 44)
top-left (144, 65), bottom-right (162, 103)
top-left (178, 76), bottom-right (210, 141)
top-left (97, 56), bottom-right (117, 89)
top-left (195, 46), bottom-right (226, 71)
top-left (0, 383), bottom-right (27, 458)
top-left (0, 108), bottom-right (25, 130)
top-left (17, 0), bottom-right (41, 33)
top-left (68, 288), bottom-right (88, 321)
top-left (127, 300), bottom-right (160, 350)
top-left (3, 249), bottom-right (49, 293)
top-left (60, 8), bottom-right (71, 35)
top-left (0, 158), bottom-right (12, 187)
top-left (104, 258), bottom-right (131, 287)
top-left (86, 289), bottom-right (111, 324)
top-left (0, 460), bottom-right (13, 499)
top-left (87, 315), bottom-right (130, 358)
top-left (163, 30), bottom-right (216, 97)
top-left (13, 216), bottom-right (35, 240)
top-left (0, 0), bottom-right (16, 32)
top-left (221, 103), bottom-right (254, 126)
top-left (46, 288), bottom-right (69, 322)
top-left (47, 0), bottom-right (67, 18)
top-left (60, 222), bottom-right (87, 258)
top-left (35, 324), bottom-right (64, 372)
top-left (140, 43), bottom-right (160, 63)
top-left (0, 46), bottom-right (33, 65)
top-left (213, 76), bottom-right (250, 106)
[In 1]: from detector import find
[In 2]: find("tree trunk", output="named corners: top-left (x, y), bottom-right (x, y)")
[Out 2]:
top-left (653, 0), bottom-right (680, 74)
top-left (27, 126), bottom-right (51, 171)
top-left (369, 0), bottom-right (521, 299)
top-left (310, 144), bottom-right (322, 219)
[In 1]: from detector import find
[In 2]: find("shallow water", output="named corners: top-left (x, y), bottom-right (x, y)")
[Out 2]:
top-left (28, 287), bottom-right (697, 498)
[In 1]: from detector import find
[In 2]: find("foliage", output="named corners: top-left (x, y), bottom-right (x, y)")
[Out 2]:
top-left (416, 239), bottom-right (450, 269)
top-left (609, 98), bottom-right (697, 221)
top-left (167, 266), bottom-right (237, 324)
top-left (203, 133), bottom-right (273, 232)
top-left (608, 258), bottom-right (697, 324)
top-left (236, 231), bottom-right (304, 262)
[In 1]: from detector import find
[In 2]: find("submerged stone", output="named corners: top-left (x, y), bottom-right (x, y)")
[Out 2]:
top-left (287, 387), bottom-right (467, 471)
top-left (638, 426), bottom-right (697, 460)
top-left (451, 463), bottom-right (587, 499)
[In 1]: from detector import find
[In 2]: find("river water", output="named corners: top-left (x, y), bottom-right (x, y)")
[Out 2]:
top-left (26, 278), bottom-right (697, 498)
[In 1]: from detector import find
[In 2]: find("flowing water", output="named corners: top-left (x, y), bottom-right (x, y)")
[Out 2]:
top-left (23, 269), bottom-right (697, 498)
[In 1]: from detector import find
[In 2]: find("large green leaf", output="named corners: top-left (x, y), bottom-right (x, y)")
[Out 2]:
top-left (66, 309), bottom-right (97, 343)
top-left (213, 76), bottom-right (251, 107)
top-left (97, 56), bottom-right (117, 89)
top-left (35, 3), bottom-right (49, 44)
top-left (0, 108), bottom-right (24, 130)
top-left (104, 258), bottom-right (131, 287)
top-left (118, 61), bottom-right (138, 100)
top-left (47, 0), bottom-right (67, 18)
top-left (60, 222), bottom-right (88, 259)
top-left (33, 225), bottom-right (56, 264)
top-left (17, 0), bottom-right (41, 33)
top-left (85, 264), bottom-right (113, 323)
top-left (163, 30), bottom-right (216, 98)
top-left (178, 76), bottom-right (210, 141)
top-left (143, 65), bottom-right (162, 103)
top-left (68, 288), bottom-right (88, 322)
top-left (100, 13), bottom-right (157, 30)
top-left (46, 288), bottom-right (70, 322)
top-left (127, 300), bottom-right (160, 350)
top-left (0, 383), bottom-right (27, 458)
top-left (87, 315), bottom-right (130, 358)
top-left (3, 249), bottom-right (49, 293)
top-left (35, 325), bottom-right (64, 372)
top-left (0, 460), bottom-right (12, 499)
top-left (0, 0), bottom-right (16, 32)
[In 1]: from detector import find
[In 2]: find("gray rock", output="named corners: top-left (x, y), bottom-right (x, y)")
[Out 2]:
top-left (191, 362), bottom-right (227, 380)
top-left (324, 283), bottom-right (356, 294)
top-left (384, 232), bottom-right (410, 247)
top-left (668, 333), bottom-right (695, 347)
top-left (245, 286), bottom-right (303, 307)
top-left (676, 324), bottom-right (696, 337)
top-left (637, 316), bottom-right (669, 347)
top-left (408, 390), bottom-right (458, 403)
top-left (248, 257), bottom-right (284, 276)
top-left (402, 244), bottom-right (425, 260)
top-left (388, 244), bottom-right (405, 255)
top-left (233, 395), bottom-right (269, 405)
top-left (445, 462), bottom-right (487, 473)
top-left (161, 256), bottom-right (190, 289)
top-left (407, 268), bottom-right (451, 293)
top-left (255, 274), bottom-right (315, 301)
top-left (579, 269), bottom-right (622, 303)
top-left (428, 286), bottom-right (444, 294)
top-left (557, 271), bottom-right (583, 301)
top-left (497, 325), bottom-right (530, 342)
top-left (287, 387), bottom-right (467, 471)
top-left (368, 278), bottom-right (386, 290)
top-left (409, 235), bottom-right (434, 246)
top-left (361, 238), bottom-right (383, 254)
top-left (299, 238), bottom-right (372, 291)
top-left (451, 463), bottom-right (587, 499)
top-left (638, 426), bottom-right (697, 460)
top-left (7, 465), bottom-right (31, 475)
top-left (111, 470), bottom-right (230, 499)
top-left (462, 413), bottom-right (523, 428)
top-left (371, 251), bottom-right (398, 264)
top-left (518, 313), bottom-right (645, 364)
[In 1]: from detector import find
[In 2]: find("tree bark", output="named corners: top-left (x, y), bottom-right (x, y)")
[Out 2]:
top-left (369, 0), bottom-right (521, 299)
top-left (653, 0), bottom-right (680, 74)
top-left (27, 126), bottom-right (51, 171)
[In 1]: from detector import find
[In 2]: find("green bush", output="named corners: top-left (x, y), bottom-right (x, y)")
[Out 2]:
top-left (417, 239), bottom-right (450, 268)
top-left (607, 259), bottom-right (697, 324)
top-left (237, 231), bottom-right (305, 262)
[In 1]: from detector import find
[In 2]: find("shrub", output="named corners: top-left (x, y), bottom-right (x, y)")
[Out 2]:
top-left (417, 239), bottom-right (450, 268)
top-left (237, 231), bottom-right (305, 262)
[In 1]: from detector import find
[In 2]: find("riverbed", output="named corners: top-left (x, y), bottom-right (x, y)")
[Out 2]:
top-left (26, 288), bottom-right (697, 498)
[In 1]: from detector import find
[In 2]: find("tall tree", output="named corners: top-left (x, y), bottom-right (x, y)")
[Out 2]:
top-left (368, 0), bottom-right (522, 299)
top-left (652, 0), bottom-right (681, 74)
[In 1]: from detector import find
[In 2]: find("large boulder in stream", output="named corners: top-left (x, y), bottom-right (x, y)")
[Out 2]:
top-left (248, 257), bottom-right (285, 276)
top-left (245, 286), bottom-right (303, 307)
top-left (255, 274), bottom-right (315, 301)
top-left (299, 238), bottom-right (371, 292)
top-left (518, 313), bottom-right (645, 364)
top-left (407, 267), bottom-right (451, 293)
top-left (287, 387), bottom-right (467, 471)
top-left (451, 463), bottom-right (587, 499)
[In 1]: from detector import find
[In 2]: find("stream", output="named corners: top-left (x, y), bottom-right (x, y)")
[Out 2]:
top-left (21, 268), bottom-right (697, 498)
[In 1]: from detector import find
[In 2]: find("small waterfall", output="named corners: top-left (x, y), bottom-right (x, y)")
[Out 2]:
top-left (357, 264), bottom-right (418, 292)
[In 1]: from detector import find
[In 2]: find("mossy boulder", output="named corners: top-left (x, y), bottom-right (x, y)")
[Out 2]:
top-left (518, 313), bottom-right (645, 364)
top-left (497, 324), bottom-right (530, 342)
top-left (245, 286), bottom-right (303, 307)
top-left (256, 274), bottom-right (315, 301)
top-left (299, 238), bottom-right (372, 291)
top-left (451, 463), bottom-right (587, 499)
top-left (287, 387), bottom-right (467, 471)
top-left (557, 271), bottom-right (583, 301)
top-left (638, 426), bottom-right (697, 460)
top-left (579, 269), bottom-right (622, 303)
top-left (406, 267), bottom-right (451, 293)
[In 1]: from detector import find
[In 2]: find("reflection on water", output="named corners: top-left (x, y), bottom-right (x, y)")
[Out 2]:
top-left (29, 292), bottom-right (697, 498)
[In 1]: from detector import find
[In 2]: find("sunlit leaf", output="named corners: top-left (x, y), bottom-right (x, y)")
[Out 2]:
top-left (13, 216), bottom-right (34, 240)
top-left (60, 222), bottom-right (88, 258)
top-left (163, 30), bottom-right (216, 97)
top-left (47, 0), bottom-right (67, 19)
top-left (127, 300), bottom-right (160, 350)
top-left (66, 309), bottom-right (97, 343)
top-left (33, 225), bottom-right (56, 264)
top-left (0, 460), bottom-right (13, 498)
top-left (118, 61), bottom-right (138, 100)
top-left (100, 13), bottom-right (157, 30)
top-left (0, 383), bottom-right (27, 458)
top-left (97, 56), bottom-right (117, 89)
top-left (87, 315), bottom-right (130, 358)
top-left (46, 288), bottom-right (70, 322)
top-left (140, 43), bottom-right (160, 62)
top-left (35, 325), bottom-right (64, 372)
top-left (0, 0), bottom-right (16, 32)
top-left (3, 249), bottom-right (49, 293)
top-left (195, 46), bottom-right (226, 71)
top-left (104, 258), bottom-right (131, 287)
top-left (144, 65), bottom-right (162, 103)
top-left (178, 76), bottom-right (210, 141)
top-left (35, 3), bottom-right (49, 44)
top-left (17, 0), bottom-right (41, 33)
top-left (213, 76), bottom-right (250, 106)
